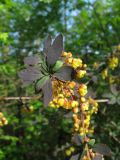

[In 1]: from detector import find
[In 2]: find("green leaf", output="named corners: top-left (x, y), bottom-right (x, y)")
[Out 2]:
top-left (41, 61), bottom-right (49, 75)
top-left (88, 139), bottom-right (95, 146)
top-left (35, 76), bottom-right (49, 91)
top-left (0, 135), bottom-right (18, 142)
top-left (52, 60), bottom-right (63, 72)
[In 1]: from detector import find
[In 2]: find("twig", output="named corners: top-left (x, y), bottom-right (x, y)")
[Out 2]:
top-left (0, 96), bottom-right (109, 103)
top-left (95, 99), bottom-right (109, 103)
top-left (0, 95), bottom-right (41, 101)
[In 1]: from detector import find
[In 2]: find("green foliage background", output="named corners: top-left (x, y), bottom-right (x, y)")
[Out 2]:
top-left (0, 0), bottom-right (120, 159)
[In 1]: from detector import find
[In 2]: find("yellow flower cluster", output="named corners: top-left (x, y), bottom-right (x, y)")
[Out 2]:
top-left (65, 146), bottom-right (75, 156)
top-left (62, 52), bottom-right (87, 79)
top-left (49, 51), bottom-right (99, 159)
top-left (108, 57), bottom-right (119, 70)
top-left (49, 81), bottom-right (77, 109)
top-left (0, 112), bottom-right (8, 127)
top-left (72, 86), bottom-right (99, 136)
top-left (101, 54), bottom-right (119, 81)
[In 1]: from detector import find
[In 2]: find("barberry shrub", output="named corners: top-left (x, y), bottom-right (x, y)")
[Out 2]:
top-left (19, 35), bottom-right (112, 160)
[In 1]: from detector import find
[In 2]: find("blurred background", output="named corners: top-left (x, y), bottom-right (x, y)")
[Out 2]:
top-left (0, 0), bottom-right (120, 159)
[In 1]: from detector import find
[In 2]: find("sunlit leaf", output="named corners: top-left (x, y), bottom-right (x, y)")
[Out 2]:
top-left (88, 139), bottom-right (95, 146)
top-left (35, 76), bottom-right (49, 91)
top-left (52, 60), bottom-right (64, 72)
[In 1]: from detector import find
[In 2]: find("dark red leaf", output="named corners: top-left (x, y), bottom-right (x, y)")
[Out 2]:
top-left (18, 66), bottom-right (42, 85)
top-left (54, 66), bottom-right (74, 81)
top-left (110, 84), bottom-right (118, 96)
top-left (69, 154), bottom-right (80, 160)
top-left (43, 35), bottom-right (52, 52)
top-left (43, 35), bottom-right (52, 58)
top-left (24, 55), bottom-right (41, 66)
top-left (71, 134), bottom-right (82, 146)
top-left (43, 34), bottom-right (63, 65)
top-left (92, 154), bottom-right (102, 160)
top-left (93, 144), bottom-right (112, 156)
top-left (42, 79), bottom-right (53, 106)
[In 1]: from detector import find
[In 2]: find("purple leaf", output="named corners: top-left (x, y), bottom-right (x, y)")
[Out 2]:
top-left (71, 134), bottom-right (82, 146)
top-left (93, 144), bottom-right (112, 156)
top-left (43, 35), bottom-right (52, 53)
top-left (43, 34), bottom-right (63, 65)
top-left (69, 154), bottom-right (80, 160)
top-left (24, 55), bottom-right (41, 66)
top-left (92, 154), bottom-right (102, 160)
top-left (110, 84), bottom-right (118, 96)
top-left (18, 66), bottom-right (42, 86)
top-left (42, 79), bottom-right (53, 106)
top-left (54, 66), bottom-right (74, 81)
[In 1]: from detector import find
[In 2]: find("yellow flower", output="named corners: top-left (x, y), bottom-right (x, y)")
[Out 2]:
top-left (71, 100), bottom-right (79, 108)
top-left (63, 99), bottom-right (70, 109)
top-left (62, 52), bottom-right (68, 57)
top-left (69, 146), bottom-right (75, 153)
top-left (68, 81), bottom-right (76, 88)
top-left (76, 70), bottom-right (86, 79)
top-left (62, 51), bottom-right (72, 58)
top-left (81, 102), bottom-right (89, 111)
top-left (93, 62), bottom-right (99, 69)
top-left (65, 57), bottom-right (73, 64)
top-left (65, 149), bottom-right (71, 156)
top-left (78, 84), bottom-right (87, 96)
top-left (101, 68), bottom-right (108, 79)
top-left (0, 112), bottom-right (3, 118)
top-left (72, 107), bottom-right (79, 113)
top-left (71, 58), bottom-right (82, 69)
top-left (53, 98), bottom-right (58, 104)
top-left (109, 57), bottom-right (119, 70)
top-left (83, 64), bottom-right (87, 69)
top-left (79, 128), bottom-right (85, 136)
top-left (58, 94), bottom-right (64, 98)
top-left (80, 97), bottom-right (86, 102)
top-left (1, 117), bottom-right (8, 125)
top-left (57, 98), bottom-right (65, 106)
top-left (74, 123), bottom-right (79, 130)
top-left (49, 101), bottom-right (56, 108)
top-left (67, 52), bottom-right (72, 58)
top-left (109, 76), bottom-right (115, 84)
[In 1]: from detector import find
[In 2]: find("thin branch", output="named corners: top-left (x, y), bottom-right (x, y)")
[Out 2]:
top-left (0, 96), bottom-right (109, 103)
top-left (95, 99), bottom-right (109, 103)
top-left (0, 95), bottom-right (41, 101)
